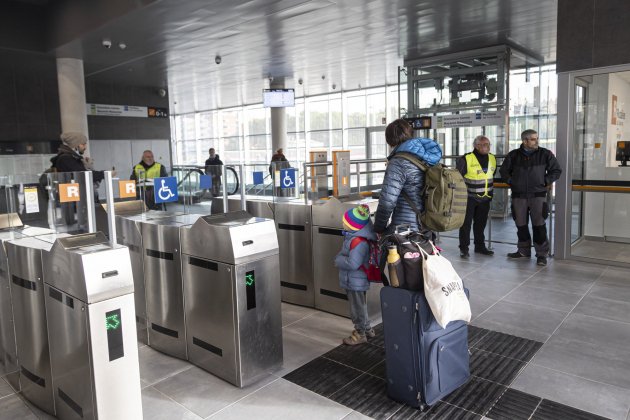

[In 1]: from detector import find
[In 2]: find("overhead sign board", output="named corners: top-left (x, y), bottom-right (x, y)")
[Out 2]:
top-left (87, 103), bottom-right (168, 118)
top-left (433, 111), bottom-right (506, 129)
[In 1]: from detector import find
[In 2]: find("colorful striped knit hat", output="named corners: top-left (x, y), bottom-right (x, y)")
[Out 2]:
top-left (342, 204), bottom-right (370, 231)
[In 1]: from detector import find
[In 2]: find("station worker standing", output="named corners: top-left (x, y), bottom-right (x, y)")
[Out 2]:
top-left (499, 129), bottom-right (562, 266)
top-left (456, 135), bottom-right (496, 258)
top-left (130, 150), bottom-right (168, 210)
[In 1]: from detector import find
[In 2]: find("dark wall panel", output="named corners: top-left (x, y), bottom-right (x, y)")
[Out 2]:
top-left (558, 0), bottom-right (630, 72)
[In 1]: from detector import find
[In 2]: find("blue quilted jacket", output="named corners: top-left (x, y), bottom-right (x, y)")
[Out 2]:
top-left (334, 222), bottom-right (377, 292)
top-left (373, 138), bottom-right (442, 234)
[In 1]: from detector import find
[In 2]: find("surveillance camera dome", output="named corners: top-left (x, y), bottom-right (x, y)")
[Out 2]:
top-left (332, 84), bottom-right (336, 90)
top-left (298, 78), bottom-right (303, 85)
top-left (215, 55), bottom-right (221, 65)
top-left (102, 39), bottom-right (112, 49)
top-left (158, 88), bottom-right (167, 98)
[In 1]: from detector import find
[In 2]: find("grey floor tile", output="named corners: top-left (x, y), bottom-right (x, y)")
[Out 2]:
top-left (588, 283), bottom-right (630, 303)
top-left (472, 301), bottom-right (567, 342)
top-left (281, 302), bottom-right (318, 327)
top-left (554, 313), bottom-right (630, 354)
top-left (511, 364), bottom-right (630, 420)
top-left (0, 378), bottom-right (14, 399)
top-left (531, 334), bottom-right (630, 390)
top-left (284, 310), bottom-right (353, 348)
top-left (138, 345), bottom-right (194, 386)
top-left (21, 397), bottom-right (56, 420)
top-left (141, 386), bottom-right (202, 420)
top-left (598, 268), bottom-right (630, 286)
top-left (469, 293), bottom-right (497, 320)
top-left (0, 394), bottom-right (39, 420)
top-left (573, 294), bottom-right (630, 324)
top-left (207, 378), bottom-right (352, 420)
top-left (463, 276), bottom-right (524, 301)
top-left (342, 410), bottom-right (374, 419)
top-left (539, 260), bottom-right (606, 280)
top-left (503, 285), bottom-right (584, 312)
top-left (525, 273), bottom-right (596, 295)
top-left (154, 366), bottom-right (275, 419)
top-left (465, 265), bottom-right (534, 283)
top-left (273, 329), bottom-right (337, 377)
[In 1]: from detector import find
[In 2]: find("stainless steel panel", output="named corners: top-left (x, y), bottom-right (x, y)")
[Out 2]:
top-left (183, 258), bottom-right (238, 385)
top-left (141, 214), bottom-right (200, 359)
top-left (180, 211), bottom-right (278, 264)
top-left (311, 196), bottom-right (378, 228)
top-left (245, 199), bottom-right (275, 219)
top-left (45, 285), bottom-right (93, 420)
top-left (210, 197), bottom-right (242, 214)
top-left (183, 255), bottom-right (282, 387)
top-left (274, 203), bottom-right (314, 307)
top-left (6, 236), bottom-right (58, 415)
top-left (116, 211), bottom-right (182, 344)
top-left (0, 230), bottom-right (22, 389)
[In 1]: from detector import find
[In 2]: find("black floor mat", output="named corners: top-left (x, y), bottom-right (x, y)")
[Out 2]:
top-left (283, 325), bottom-right (610, 420)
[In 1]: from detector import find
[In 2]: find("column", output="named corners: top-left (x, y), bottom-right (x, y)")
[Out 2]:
top-left (270, 78), bottom-right (287, 154)
top-left (56, 58), bottom-right (89, 141)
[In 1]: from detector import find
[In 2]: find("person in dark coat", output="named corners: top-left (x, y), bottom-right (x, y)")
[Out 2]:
top-left (204, 148), bottom-right (223, 196)
top-left (373, 119), bottom-right (443, 236)
top-left (499, 129), bottom-right (562, 266)
top-left (51, 132), bottom-right (105, 183)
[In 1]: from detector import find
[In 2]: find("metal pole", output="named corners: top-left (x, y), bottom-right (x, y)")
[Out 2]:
top-left (83, 171), bottom-right (96, 233)
top-left (239, 164), bottom-right (246, 211)
top-left (222, 164), bottom-right (228, 213)
top-left (356, 162), bottom-right (361, 193)
top-left (303, 162), bottom-right (308, 204)
top-left (548, 192), bottom-right (554, 257)
top-left (104, 171), bottom-right (116, 245)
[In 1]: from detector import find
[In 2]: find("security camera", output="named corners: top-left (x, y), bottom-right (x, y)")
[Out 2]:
top-left (102, 39), bottom-right (112, 49)
top-left (215, 55), bottom-right (221, 65)
top-left (332, 84), bottom-right (336, 90)
top-left (298, 78), bottom-right (303, 85)
top-left (158, 88), bottom-right (167, 98)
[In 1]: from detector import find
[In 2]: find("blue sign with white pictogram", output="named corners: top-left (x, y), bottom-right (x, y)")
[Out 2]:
top-left (253, 171), bottom-right (264, 185)
top-left (154, 176), bottom-right (179, 203)
top-left (199, 175), bottom-right (212, 189)
top-left (280, 168), bottom-right (296, 189)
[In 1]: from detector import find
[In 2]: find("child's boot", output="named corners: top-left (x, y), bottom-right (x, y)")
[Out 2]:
top-left (343, 330), bottom-right (367, 345)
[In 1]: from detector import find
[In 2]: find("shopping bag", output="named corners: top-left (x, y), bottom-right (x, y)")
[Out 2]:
top-left (419, 242), bottom-right (471, 328)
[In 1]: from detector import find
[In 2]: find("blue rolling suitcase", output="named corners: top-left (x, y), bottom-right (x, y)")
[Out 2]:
top-left (380, 286), bottom-right (470, 409)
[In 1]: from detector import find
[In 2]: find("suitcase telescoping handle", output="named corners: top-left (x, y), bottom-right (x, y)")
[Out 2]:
top-left (394, 224), bottom-right (413, 235)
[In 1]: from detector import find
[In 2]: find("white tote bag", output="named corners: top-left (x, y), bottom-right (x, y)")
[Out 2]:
top-left (419, 242), bottom-right (471, 328)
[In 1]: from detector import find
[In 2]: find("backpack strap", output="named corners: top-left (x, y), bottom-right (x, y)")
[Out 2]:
top-left (394, 152), bottom-right (429, 172)
top-left (350, 236), bottom-right (367, 250)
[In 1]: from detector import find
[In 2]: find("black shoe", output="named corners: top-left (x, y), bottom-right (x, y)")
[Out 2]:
top-left (475, 247), bottom-right (494, 256)
top-left (537, 256), bottom-right (548, 266)
top-left (507, 251), bottom-right (529, 259)
top-left (460, 250), bottom-right (470, 258)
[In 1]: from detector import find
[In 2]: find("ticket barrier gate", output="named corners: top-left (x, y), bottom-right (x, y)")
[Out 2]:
top-left (311, 196), bottom-right (382, 318)
top-left (181, 211), bottom-right (282, 387)
top-left (115, 210), bottom-right (183, 344)
top-left (0, 223), bottom-right (53, 390)
top-left (43, 232), bottom-right (142, 420)
top-left (6, 233), bottom-right (70, 415)
top-left (141, 213), bottom-right (202, 359)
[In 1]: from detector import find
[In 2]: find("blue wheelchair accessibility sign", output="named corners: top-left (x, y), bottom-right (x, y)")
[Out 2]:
top-left (199, 175), bottom-right (212, 189)
top-left (280, 168), bottom-right (296, 189)
top-left (253, 171), bottom-right (264, 185)
top-left (154, 176), bottom-right (179, 204)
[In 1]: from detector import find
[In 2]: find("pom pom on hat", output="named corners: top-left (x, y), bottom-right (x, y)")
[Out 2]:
top-left (60, 132), bottom-right (87, 149)
top-left (342, 204), bottom-right (370, 231)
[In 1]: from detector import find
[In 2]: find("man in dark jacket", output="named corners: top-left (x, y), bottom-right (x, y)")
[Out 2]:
top-left (499, 129), bottom-right (562, 266)
top-left (51, 132), bottom-right (105, 183)
top-left (204, 148), bottom-right (223, 197)
top-left (373, 119), bottom-right (442, 235)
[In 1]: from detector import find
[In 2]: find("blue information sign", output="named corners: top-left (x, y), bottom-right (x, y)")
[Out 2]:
top-left (253, 171), bottom-right (264, 185)
top-left (153, 176), bottom-right (179, 204)
top-left (280, 168), bottom-right (296, 189)
top-left (199, 174), bottom-right (212, 189)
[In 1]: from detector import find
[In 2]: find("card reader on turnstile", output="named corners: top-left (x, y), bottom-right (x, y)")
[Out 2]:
top-left (43, 232), bottom-right (142, 420)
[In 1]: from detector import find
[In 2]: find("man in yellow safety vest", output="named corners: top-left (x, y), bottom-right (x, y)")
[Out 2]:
top-left (130, 150), bottom-right (168, 210)
top-left (456, 135), bottom-right (496, 258)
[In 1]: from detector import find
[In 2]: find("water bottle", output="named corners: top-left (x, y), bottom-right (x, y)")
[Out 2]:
top-left (387, 245), bottom-right (400, 287)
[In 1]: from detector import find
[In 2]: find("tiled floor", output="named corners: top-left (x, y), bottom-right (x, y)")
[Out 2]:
top-left (1, 236), bottom-right (630, 419)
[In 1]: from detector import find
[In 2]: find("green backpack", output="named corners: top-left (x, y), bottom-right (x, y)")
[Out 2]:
top-left (395, 152), bottom-right (468, 232)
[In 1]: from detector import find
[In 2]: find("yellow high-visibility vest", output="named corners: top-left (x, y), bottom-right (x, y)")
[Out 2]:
top-left (133, 163), bottom-right (162, 180)
top-left (464, 153), bottom-right (496, 198)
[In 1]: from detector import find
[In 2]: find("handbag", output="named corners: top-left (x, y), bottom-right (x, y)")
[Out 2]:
top-left (419, 242), bottom-right (471, 328)
top-left (380, 225), bottom-right (433, 291)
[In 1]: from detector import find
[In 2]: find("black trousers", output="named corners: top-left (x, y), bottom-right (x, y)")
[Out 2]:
top-left (459, 197), bottom-right (491, 251)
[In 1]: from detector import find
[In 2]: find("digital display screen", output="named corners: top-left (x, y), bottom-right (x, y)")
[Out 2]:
top-left (245, 270), bottom-right (256, 310)
top-left (263, 89), bottom-right (295, 107)
top-left (405, 116), bottom-right (432, 129)
top-left (105, 309), bottom-right (124, 361)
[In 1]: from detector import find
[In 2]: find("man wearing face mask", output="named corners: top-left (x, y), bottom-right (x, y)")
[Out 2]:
top-left (499, 129), bottom-right (562, 266)
top-left (51, 132), bottom-right (105, 183)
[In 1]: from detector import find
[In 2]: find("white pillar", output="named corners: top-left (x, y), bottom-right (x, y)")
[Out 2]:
top-left (56, 58), bottom-right (89, 141)
top-left (270, 79), bottom-right (287, 154)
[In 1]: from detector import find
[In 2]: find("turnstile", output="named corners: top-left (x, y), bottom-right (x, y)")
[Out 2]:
top-left (116, 211), bottom-right (183, 344)
top-left (6, 233), bottom-right (70, 415)
top-left (311, 196), bottom-right (382, 319)
top-left (0, 225), bottom-right (53, 390)
top-left (181, 210), bottom-right (282, 387)
top-left (43, 232), bottom-right (142, 420)
top-left (141, 213), bottom-right (201, 359)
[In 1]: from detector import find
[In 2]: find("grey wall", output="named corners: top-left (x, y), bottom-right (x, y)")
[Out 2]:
top-left (85, 81), bottom-right (171, 140)
top-left (557, 0), bottom-right (630, 72)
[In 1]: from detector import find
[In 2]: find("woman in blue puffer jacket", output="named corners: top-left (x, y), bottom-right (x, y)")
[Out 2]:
top-left (373, 119), bottom-right (442, 235)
